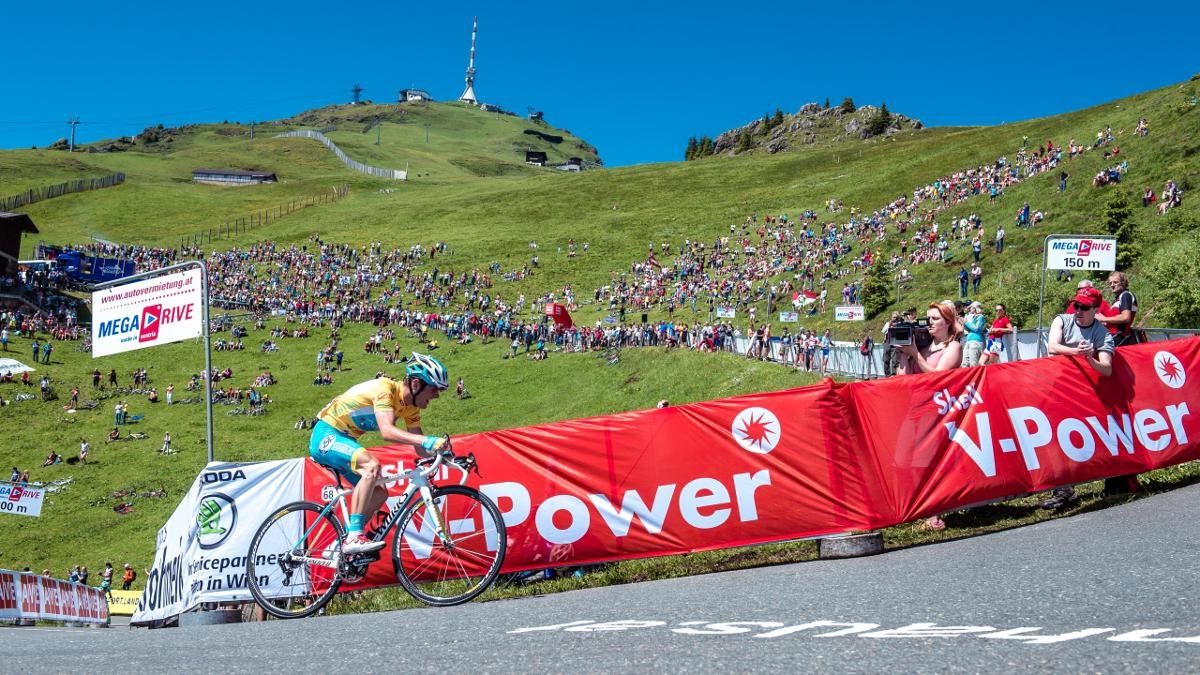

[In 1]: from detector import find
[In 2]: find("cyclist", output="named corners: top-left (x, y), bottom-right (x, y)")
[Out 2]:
top-left (309, 352), bottom-right (451, 555)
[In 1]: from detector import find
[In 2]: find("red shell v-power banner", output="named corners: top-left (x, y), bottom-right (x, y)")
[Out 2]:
top-left (302, 337), bottom-right (1200, 589)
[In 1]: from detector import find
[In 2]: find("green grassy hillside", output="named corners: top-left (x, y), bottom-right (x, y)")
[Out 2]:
top-left (2, 79), bottom-right (1198, 580)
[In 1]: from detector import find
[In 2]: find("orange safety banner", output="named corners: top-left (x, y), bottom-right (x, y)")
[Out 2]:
top-left (302, 337), bottom-right (1199, 588)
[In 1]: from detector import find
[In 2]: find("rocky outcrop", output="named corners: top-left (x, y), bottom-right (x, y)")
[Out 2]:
top-left (708, 103), bottom-right (922, 157)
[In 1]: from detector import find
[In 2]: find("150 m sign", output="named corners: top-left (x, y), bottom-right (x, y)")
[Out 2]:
top-left (1045, 237), bottom-right (1117, 271)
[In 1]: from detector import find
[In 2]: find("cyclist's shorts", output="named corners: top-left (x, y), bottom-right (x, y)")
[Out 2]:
top-left (309, 420), bottom-right (364, 485)
top-left (986, 337), bottom-right (1005, 353)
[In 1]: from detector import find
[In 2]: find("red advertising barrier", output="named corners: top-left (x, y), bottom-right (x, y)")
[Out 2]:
top-left (302, 337), bottom-right (1199, 588)
top-left (0, 570), bottom-right (109, 623)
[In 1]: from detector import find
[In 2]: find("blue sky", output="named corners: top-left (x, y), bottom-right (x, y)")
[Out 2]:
top-left (2, 1), bottom-right (1197, 167)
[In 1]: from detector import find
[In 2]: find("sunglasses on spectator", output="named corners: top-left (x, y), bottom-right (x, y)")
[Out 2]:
top-left (1073, 302), bottom-right (1096, 311)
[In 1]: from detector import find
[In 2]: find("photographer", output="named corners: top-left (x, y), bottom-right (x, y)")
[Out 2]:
top-left (895, 302), bottom-right (964, 375)
top-left (893, 301), bottom-right (964, 531)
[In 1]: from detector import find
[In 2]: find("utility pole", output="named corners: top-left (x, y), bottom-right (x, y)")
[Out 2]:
top-left (66, 118), bottom-right (81, 152)
top-left (250, 122), bottom-right (255, 140)
top-left (375, 117), bottom-right (381, 145)
top-left (351, 84), bottom-right (363, 105)
top-left (424, 123), bottom-right (431, 144)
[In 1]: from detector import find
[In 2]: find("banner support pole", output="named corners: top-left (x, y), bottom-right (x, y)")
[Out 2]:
top-left (1038, 234), bottom-right (1051, 358)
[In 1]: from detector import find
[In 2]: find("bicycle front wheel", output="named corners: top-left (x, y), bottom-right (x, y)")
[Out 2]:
top-left (246, 501), bottom-right (345, 619)
top-left (391, 485), bottom-right (507, 606)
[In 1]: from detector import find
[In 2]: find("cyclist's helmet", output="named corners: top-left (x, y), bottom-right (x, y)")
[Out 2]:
top-left (405, 352), bottom-right (449, 390)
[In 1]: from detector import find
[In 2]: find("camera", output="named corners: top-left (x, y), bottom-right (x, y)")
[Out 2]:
top-left (886, 318), bottom-right (933, 349)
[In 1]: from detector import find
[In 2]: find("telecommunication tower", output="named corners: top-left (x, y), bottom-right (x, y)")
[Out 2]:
top-left (351, 84), bottom-right (364, 105)
top-left (459, 17), bottom-right (478, 105)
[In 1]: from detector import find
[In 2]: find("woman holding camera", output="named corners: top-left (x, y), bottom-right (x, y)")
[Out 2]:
top-left (895, 301), bottom-right (964, 531)
top-left (895, 301), bottom-right (964, 375)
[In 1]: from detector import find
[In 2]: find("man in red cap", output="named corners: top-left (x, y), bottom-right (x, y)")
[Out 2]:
top-left (1041, 289), bottom-right (1115, 510)
top-left (1064, 281), bottom-right (1110, 318)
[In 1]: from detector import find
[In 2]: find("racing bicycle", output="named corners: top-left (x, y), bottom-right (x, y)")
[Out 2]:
top-left (245, 441), bottom-right (506, 619)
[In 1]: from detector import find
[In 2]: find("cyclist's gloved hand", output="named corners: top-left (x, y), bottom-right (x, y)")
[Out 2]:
top-left (421, 435), bottom-right (448, 456)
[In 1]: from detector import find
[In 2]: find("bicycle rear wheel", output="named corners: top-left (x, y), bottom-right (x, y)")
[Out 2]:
top-left (246, 501), bottom-right (345, 619)
top-left (391, 485), bottom-right (506, 606)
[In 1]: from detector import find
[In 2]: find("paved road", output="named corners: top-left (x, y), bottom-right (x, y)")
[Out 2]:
top-left (4, 484), bottom-right (1199, 673)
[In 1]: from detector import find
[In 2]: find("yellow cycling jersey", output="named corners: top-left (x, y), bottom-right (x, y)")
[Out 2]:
top-left (316, 378), bottom-right (421, 438)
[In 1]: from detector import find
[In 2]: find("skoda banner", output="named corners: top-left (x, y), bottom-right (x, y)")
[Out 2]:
top-left (91, 268), bottom-right (204, 357)
top-left (132, 459), bottom-right (302, 625)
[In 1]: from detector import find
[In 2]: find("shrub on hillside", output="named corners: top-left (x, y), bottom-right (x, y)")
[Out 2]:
top-left (861, 261), bottom-right (892, 319)
top-left (1163, 208), bottom-right (1194, 233)
top-left (1101, 190), bottom-right (1139, 269)
top-left (1142, 231), bottom-right (1200, 327)
top-left (988, 265), bottom-right (1041, 329)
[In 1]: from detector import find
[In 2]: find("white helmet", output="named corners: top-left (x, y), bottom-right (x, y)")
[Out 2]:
top-left (405, 352), bottom-right (448, 390)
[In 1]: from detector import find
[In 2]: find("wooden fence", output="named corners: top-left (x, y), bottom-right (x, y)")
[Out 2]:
top-left (1, 173), bottom-right (126, 211)
top-left (177, 184), bottom-right (349, 249)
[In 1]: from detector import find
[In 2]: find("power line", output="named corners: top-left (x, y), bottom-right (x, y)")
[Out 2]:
top-left (0, 90), bottom-right (349, 128)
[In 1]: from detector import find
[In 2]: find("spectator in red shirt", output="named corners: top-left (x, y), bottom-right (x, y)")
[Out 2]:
top-left (980, 304), bottom-right (1017, 365)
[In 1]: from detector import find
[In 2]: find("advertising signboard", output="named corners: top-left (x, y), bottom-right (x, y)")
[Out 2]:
top-left (835, 305), bottom-right (866, 321)
top-left (1045, 236), bottom-right (1117, 272)
top-left (91, 269), bottom-right (204, 357)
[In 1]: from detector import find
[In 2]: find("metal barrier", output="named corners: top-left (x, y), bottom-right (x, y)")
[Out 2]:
top-left (275, 130), bottom-right (407, 180)
top-left (733, 328), bottom-right (1200, 380)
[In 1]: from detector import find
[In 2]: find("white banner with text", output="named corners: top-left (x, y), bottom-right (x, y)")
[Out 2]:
top-left (0, 481), bottom-right (44, 517)
top-left (91, 268), bottom-right (204, 357)
top-left (132, 459), bottom-right (303, 624)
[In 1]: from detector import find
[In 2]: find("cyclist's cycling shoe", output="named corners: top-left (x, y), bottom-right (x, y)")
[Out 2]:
top-left (341, 535), bottom-right (386, 556)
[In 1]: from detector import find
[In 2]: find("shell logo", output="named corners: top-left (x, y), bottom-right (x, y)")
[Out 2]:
top-left (1154, 351), bottom-right (1185, 390)
top-left (731, 407), bottom-right (781, 454)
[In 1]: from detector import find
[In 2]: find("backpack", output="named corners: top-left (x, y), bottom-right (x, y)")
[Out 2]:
top-left (859, 337), bottom-right (872, 355)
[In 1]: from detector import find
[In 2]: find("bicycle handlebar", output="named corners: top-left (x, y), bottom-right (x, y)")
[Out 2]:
top-left (412, 436), bottom-right (479, 485)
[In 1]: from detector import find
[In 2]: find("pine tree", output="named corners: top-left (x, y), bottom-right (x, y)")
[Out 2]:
top-left (824, 97), bottom-right (831, 110)
top-left (698, 136), bottom-right (713, 156)
top-left (685, 136), bottom-right (698, 161)
top-left (760, 112), bottom-right (771, 134)
top-left (1102, 190), bottom-right (1139, 268)
top-left (840, 97), bottom-right (856, 113)
top-left (866, 102), bottom-right (892, 137)
top-left (862, 260), bottom-right (892, 319)
top-left (737, 130), bottom-right (753, 152)
top-left (771, 108), bottom-right (785, 128)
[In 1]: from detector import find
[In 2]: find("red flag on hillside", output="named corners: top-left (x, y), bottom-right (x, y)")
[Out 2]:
top-left (793, 290), bottom-right (819, 307)
top-left (545, 303), bottom-right (573, 327)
